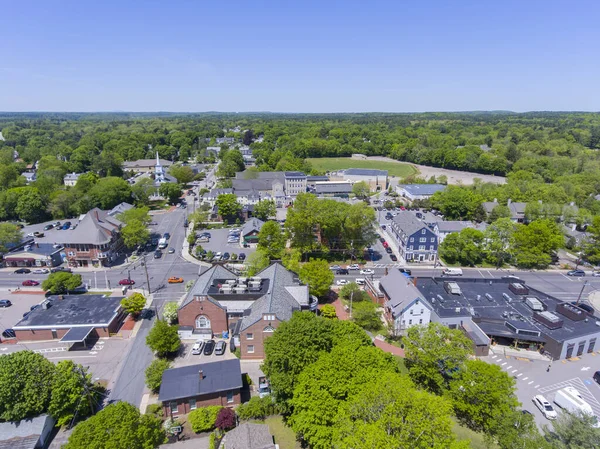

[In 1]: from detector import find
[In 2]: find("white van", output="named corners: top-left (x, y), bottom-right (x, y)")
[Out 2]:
top-left (158, 237), bottom-right (168, 249)
top-left (442, 268), bottom-right (463, 276)
top-left (553, 387), bottom-right (596, 420)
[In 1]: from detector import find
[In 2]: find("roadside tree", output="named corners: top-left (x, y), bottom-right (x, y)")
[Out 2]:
top-left (42, 272), bottom-right (83, 294)
top-left (120, 293), bottom-right (146, 316)
top-left (320, 304), bottom-right (337, 319)
top-left (0, 222), bottom-right (23, 252)
top-left (299, 258), bottom-right (334, 297)
top-left (158, 183), bottom-right (182, 205)
top-left (169, 165), bottom-right (194, 184)
top-left (513, 218), bottom-right (563, 268)
top-left (215, 193), bottom-right (241, 223)
top-left (49, 361), bottom-right (99, 427)
top-left (145, 359), bottom-right (172, 393)
top-left (146, 320), bottom-right (181, 357)
top-left (257, 221), bottom-right (286, 259)
top-left (352, 181), bottom-right (370, 200)
top-left (121, 219), bottom-right (150, 249)
top-left (162, 302), bottom-right (179, 324)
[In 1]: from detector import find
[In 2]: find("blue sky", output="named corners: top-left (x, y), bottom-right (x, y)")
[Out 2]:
top-left (1, 0), bottom-right (598, 112)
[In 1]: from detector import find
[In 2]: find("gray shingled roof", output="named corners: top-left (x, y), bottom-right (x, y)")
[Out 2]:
top-left (158, 359), bottom-right (242, 402)
top-left (315, 182), bottom-right (352, 194)
top-left (344, 168), bottom-right (387, 176)
top-left (379, 270), bottom-right (425, 318)
top-left (508, 201), bottom-right (527, 215)
top-left (57, 208), bottom-right (121, 245)
top-left (239, 262), bottom-right (307, 330)
top-left (482, 201), bottom-right (499, 214)
top-left (242, 218), bottom-right (265, 236)
top-left (0, 415), bottom-right (53, 449)
top-left (223, 423), bottom-right (275, 449)
top-left (435, 221), bottom-right (473, 233)
top-left (391, 211), bottom-right (429, 237)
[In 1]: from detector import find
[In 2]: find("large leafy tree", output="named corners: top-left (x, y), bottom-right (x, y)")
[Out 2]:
top-left (583, 215), bottom-right (600, 265)
top-left (513, 218), bottom-right (563, 268)
top-left (118, 206), bottom-right (151, 226)
top-left (120, 293), bottom-right (146, 316)
top-left (169, 165), bottom-right (194, 184)
top-left (351, 181), bottom-right (370, 200)
top-left (0, 351), bottom-right (55, 421)
top-left (543, 411), bottom-right (600, 449)
top-left (0, 222), bottom-right (23, 252)
top-left (146, 320), bottom-right (181, 357)
top-left (158, 182), bottom-right (182, 205)
top-left (145, 359), bottom-right (172, 393)
top-left (289, 342), bottom-right (399, 449)
top-left (253, 199), bottom-right (276, 220)
top-left (42, 272), bottom-right (83, 294)
top-left (484, 217), bottom-right (518, 267)
top-left (403, 322), bottom-right (473, 394)
top-left (262, 312), bottom-right (370, 413)
top-left (64, 401), bottom-right (165, 449)
top-left (448, 359), bottom-right (520, 434)
top-left (215, 193), bottom-right (241, 223)
top-left (334, 372), bottom-right (469, 449)
top-left (131, 177), bottom-right (157, 206)
top-left (430, 186), bottom-right (484, 220)
top-left (121, 219), bottom-right (150, 249)
top-left (299, 258), bottom-right (334, 297)
top-left (438, 227), bottom-right (485, 266)
top-left (15, 187), bottom-right (47, 223)
top-left (245, 250), bottom-right (271, 276)
top-left (49, 361), bottom-right (100, 427)
top-left (88, 176), bottom-right (132, 209)
top-left (257, 221), bottom-right (286, 259)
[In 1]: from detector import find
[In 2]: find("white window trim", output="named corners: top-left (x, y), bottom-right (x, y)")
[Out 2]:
top-left (247, 345), bottom-right (255, 354)
top-left (246, 333), bottom-right (254, 340)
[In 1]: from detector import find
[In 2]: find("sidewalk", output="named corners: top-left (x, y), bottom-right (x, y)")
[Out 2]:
top-left (373, 335), bottom-right (405, 357)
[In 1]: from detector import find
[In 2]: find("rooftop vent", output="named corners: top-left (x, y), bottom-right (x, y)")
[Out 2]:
top-left (533, 311), bottom-right (564, 329)
top-left (556, 303), bottom-right (586, 321)
top-left (509, 283), bottom-right (529, 295)
top-left (444, 282), bottom-right (461, 295)
top-left (525, 297), bottom-right (544, 312)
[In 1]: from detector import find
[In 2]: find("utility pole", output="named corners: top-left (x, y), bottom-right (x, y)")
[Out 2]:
top-left (142, 255), bottom-right (151, 296)
top-left (575, 280), bottom-right (588, 305)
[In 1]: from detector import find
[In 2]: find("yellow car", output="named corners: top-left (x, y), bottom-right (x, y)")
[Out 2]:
top-left (168, 276), bottom-right (184, 284)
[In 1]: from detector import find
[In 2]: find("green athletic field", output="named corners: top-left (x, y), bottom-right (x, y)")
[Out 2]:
top-left (307, 157), bottom-right (418, 178)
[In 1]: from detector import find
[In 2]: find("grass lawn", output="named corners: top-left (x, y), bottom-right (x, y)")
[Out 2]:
top-left (262, 416), bottom-right (301, 449)
top-left (453, 419), bottom-right (497, 449)
top-left (307, 157), bottom-right (418, 178)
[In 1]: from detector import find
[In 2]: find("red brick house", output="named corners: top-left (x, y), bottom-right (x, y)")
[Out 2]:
top-left (158, 359), bottom-right (242, 417)
top-left (177, 263), bottom-right (317, 359)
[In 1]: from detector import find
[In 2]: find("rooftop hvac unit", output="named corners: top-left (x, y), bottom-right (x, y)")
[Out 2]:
top-left (525, 297), bottom-right (544, 311)
top-left (249, 277), bottom-right (262, 283)
top-left (533, 311), bottom-right (563, 329)
top-left (233, 286), bottom-right (248, 294)
top-left (436, 294), bottom-right (445, 303)
top-left (220, 286), bottom-right (233, 294)
top-left (237, 277), bottom-right (248, 285)
top-left (556, 303), bottom-right (586, 321)
top-left (225, 279), bottom-right (237, 286)
top-left (248, 281), bottom-right (261, 288)
top-left (455, 308), bottom-right (461, 313)
top-left (509, 283), bottom-right (529, 295)
top-left (444, 282), bottom-right (461, 295)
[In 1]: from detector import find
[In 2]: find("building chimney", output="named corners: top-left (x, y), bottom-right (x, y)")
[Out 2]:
top-left (198, 370), bottom-right (204, 380)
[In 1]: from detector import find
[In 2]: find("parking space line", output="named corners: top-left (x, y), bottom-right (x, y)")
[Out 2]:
top-left (522, 377), bottom-right (528, 380)
top-left (502, 362), bottom-right (507, 366)
top-left (506, 365), bottom-right (512, 369)
top-left (511, 369), bottom-right (518, 373)
top-left (560, 273), bottom-right (573, 282)
top-left (534, 384), bottom-right (539, 388)
top-left (528, 381), bottom-right (534, 385)
top-left (517, 373), bottom-right (523, 377)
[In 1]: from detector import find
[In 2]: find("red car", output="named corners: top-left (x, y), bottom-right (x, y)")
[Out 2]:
top-left (118, 279), bottom-right (135, 286)
top-left (382, 241), bottom-right (389, 248)
top-left (22, 280), bottom-right (40, 286)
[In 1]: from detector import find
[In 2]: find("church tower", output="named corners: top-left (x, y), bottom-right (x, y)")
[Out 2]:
top-left (155, 152), bottom-right (165, 182)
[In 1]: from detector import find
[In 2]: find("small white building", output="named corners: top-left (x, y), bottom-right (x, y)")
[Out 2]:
top-left (63, 172), bottom-right (81, 186)
top-left (379, 269), bottom-right (432, 335)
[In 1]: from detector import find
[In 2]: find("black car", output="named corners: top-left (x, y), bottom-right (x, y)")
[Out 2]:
top-left (203, 339), bottom-right (216, 355)
top-left (222, 252), bottom-right (230, 260)
top-left (43, 224), bottom-right (54, 231)
top-left (14, 268), bottom-right (31, 274)
top-left (163, 233), bottom-right (171, 240)
top-left (238, 253), bottom-right (246, 261)
top-left (390, 254), bottom-right (398, 261)
top-left (183, 219), bottom-right (189, 228)
top-left (154, 250), bottom-right (162, 259)
top-left (50, 266), bottom-right (72, 273)
top-left (399, 268), bottom-right (412, 275)
top-left (336, 268), bottom-right (349, 275)
top-left (593, 370), bottom-right (600, 385)
top-left (2, 329), bottom-right (15, 339)
top-left (385, 247), bottom-right (393, 254)
top-left (0, 300), bottom-right (12, 308)
top-left (379, 237), bottom-right (386, 243)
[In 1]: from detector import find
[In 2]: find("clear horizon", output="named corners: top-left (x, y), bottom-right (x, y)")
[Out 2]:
top-left (2, 0), bottom-right (599, 112)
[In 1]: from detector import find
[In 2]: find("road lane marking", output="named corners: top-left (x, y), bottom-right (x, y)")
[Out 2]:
top-left (560, 273), bottom-right (573, 282)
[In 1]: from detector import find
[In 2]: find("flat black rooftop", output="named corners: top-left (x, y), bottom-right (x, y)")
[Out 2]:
top-left (415, 278), bottom-right (600, 344)
top-left (13, 295), bottom-right (123, 329)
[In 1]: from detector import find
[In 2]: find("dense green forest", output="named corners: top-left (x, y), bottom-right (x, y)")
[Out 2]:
top-left (0, 112), bottom-right (599, 226)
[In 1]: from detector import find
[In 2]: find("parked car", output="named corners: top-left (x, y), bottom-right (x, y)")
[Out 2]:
top-left (168, 247), bottom-right (175, 254)
top-left (2, 329), bottom-right (15, 339)
top-left (191, 340), bottom-right (204, 355)
top-left (203, 339), bottom-right (216, 355)
top-left (382, 241), bottom-right (389, 248)
top-left (385, 247), bottom-right (393, 254)
top-left (355, 278), bottom-right (366, 285)
top-left (330, 265), bottom-right (342, 271)
top-left (567, 269), bottom-right (585, 277)
top-left (570, 301), bottom-right (595, 314)
top-left (336, 280), bottom-right (349, 286)
top-left (533, 395), bottom-right (558, 420)
top-left (360, 269), bottom-right (374, 275)
top-left (390, 254), bottom-right (398, 261)
top-left (22, 280), bottom-right (40, 286)
top-left (201, 232), bottom-right (212, 238)
top-left (336, 268), bottom-right (349, 275)
top-left (594, 370), bottom-right (600, 386)
top-left (399, 268), bottom-right (412, 275)
top-left (258, 376), bottom-right (271, 398)
top-left (379, 237), bottom-right (386, 243)
top-left (168, 277), bottom-right (184, 284)
top-left (32, 268), bottom-right (49, 274)
top-left (163, 233), bottom-right (171, 240)
top-left (33, 231), bottom-right (44, 237)
top-left (214, 340), bottom-right (227, 355)
top-left (238, 253), bottom-right (246, 261)
top-left (348, 264), bottom-right (360, 270)
top-left (222, 252), bottom-right (230, 260)
top-left (50, 266), bottom-right (71, 273)
top-left (154, 250), bottom-right (162, 259)
top-left (183, 219), bottom-right (189, 228)
top-left (43, 224), bottom-right (54, 231)
top-left (0, 300), bottom-right (12, 308)
top-left (592, 271), bottom-right (600, 277)
top-left (14, 268), bottom-right (31, 274)
top-left (62, 221), bottom-right (72, 230)
top-left (118, 279), bottom-right (135, 285)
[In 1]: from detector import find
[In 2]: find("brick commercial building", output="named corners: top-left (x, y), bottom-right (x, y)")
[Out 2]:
top-left (158, 359), bottom-right (242, 417)
top-left (12, 294), bottom-right (125, 343)
top-left (178, 263), bottom-right (317, 359)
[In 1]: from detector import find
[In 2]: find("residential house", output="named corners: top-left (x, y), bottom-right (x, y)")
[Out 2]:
top-left (123, 157), bottom-right (173, 173)
top-left (58, 208), bottom-right (124, 267)
top-left (482, 198), bottom-right (527, 223)
top-left (202, 188), bottom-right (234, 205)
top-left (397, 184), bottom-right (446, 201)
top-left (107, 202), bottom-right (134, 217)
top-left (22, 172), bottom-right (37, 184)
top-left (63, 172), bottom-right (81, 186)
top-left (434, 221), bottom-right (487, 244)
top-left (0, 414), bottom-right (55, 449)
top-left (216, 137), bottom-right (235, 145)
top-left (222, 423), bottom-right (276, 449)
top-left (159, 359), bottom-right (242, 417)
top-left (330, 168), bottom-right (388, 192)
top-left (206, 146), bottom-right (221, 157)
top-left (379, 269), bottom-right (431, 335)
top-left (177, 263), bottom-right (315, 359)
top-left (241, 218), bottom-right (265, 244)
top-left (389, 211), bottom-right (438, 262)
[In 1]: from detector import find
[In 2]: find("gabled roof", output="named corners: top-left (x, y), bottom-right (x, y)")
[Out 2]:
top-left (508, 201), bottom-right (527, 215)
top-left (482, 201), bottom-right (499, 214)
top-left (58, 208), bottom-right (122, 245)
top-left (239, 263), bottom-right (306, 330)
top-left (63, 172), bottom-right (81, 181)
top-left (242, 218), bottom-right (265, 236)
top-left (181, 265), bottom-right (238, 309)
top-left (158, 359), bottom-right (242, 403)
top-left (123, 158), bottom-right (172, 168)
top-left (223, 423), bottom-right (275, 449)
top-left (392, 211), bottom-right (430, 237)
top-left (379, 270), bottom-right (426, 318)
top-left (0, 414), bottom-right (54, 449)
top-left (434, 221), bottom-right (473, 233)
top-left (107, 202), bottom-right (134, 217)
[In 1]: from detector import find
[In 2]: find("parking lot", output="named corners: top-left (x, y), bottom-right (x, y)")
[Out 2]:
top-left (193, 228), bottom-right (256, 261)
top-left (175, 337), bottom-right (237, 368)
top-left (0, 293), bottom-right (48, 334)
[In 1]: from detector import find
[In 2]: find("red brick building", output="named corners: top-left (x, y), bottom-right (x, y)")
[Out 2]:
top-left (158, 359), bottom-right (242, 417)
top-left (177, 263), bottom-right (317, 359)
top-left (12, 294), bottom-right (125, 343)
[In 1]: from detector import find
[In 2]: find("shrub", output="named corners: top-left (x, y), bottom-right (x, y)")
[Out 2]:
top-left (215, 407), bottom-right (235, 430)
top-left (145, 403), bottom-right (163, 417)
top-left (237, 396), bottom-right (278, 420)
top-left (208, 432), bottom-right (216, 449)
top-left (320, 304), bottom-right (337, 319)
top-left (145, 359), bottom-right (171, 393)
top-left (189, 406), bottom-right (222, 433)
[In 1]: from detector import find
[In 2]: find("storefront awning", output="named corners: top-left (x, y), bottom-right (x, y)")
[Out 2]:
top-left (60, 326), bottom-right (94, 343)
